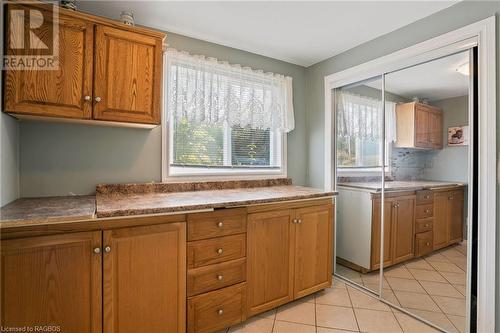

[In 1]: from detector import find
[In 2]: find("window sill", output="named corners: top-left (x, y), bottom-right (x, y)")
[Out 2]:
top-left (163, 166), bottom-right (286, 182)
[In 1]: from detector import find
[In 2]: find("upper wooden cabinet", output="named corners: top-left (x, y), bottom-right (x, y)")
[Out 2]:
top-left (3, 3), bottom-right (165, 127)
top-left (395, 102), bottom-right (443, 149)
top-left (247, 203), bottom-right (333, 317)
top-left (1, 231), bottom-right (102, 333)
top-left (93, 26), bottom-right (162, 124)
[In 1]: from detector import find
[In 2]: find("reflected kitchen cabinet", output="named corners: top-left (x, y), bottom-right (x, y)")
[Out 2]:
top-left (395, 102), bottom-right (443, 149)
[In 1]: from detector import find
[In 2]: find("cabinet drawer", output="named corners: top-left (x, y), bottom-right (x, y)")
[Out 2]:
top-left (416, 190), bottom-right (433, 205)
top-left (188, 258), bottom-right (246, 297)
top-left (415, 231), bottom-right (433, 257)
top-left (188, 209), bottom-right (247, 241)
top-left (188, 234), bottom-right (246, 268)
top-left (187, 283), bottom-right (246, 333)
top-left (415, 218), bottom-right (433, 233)
top-left (416, 204), bottom-right (433, 218)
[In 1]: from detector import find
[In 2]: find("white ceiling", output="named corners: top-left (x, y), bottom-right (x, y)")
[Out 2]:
top-left (77, 1), bottom-right (457, 67)
top-left (380, 51), bottom-right (470, 101)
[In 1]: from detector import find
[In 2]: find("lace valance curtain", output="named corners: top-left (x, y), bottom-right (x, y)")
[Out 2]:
top-left (165, 48), bottom-right (295, 133)
top-left (336, 91), bottom-right (397, 142)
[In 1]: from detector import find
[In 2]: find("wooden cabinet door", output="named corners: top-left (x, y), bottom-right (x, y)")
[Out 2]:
top-left (293, 204), bottom-right (333, 298)
top-left (448, 190), bottom-right (464, 243)
top-left (94, 26), bottom-right (162, 124)
top-left (429, 111), bottom-right (443, 149)
top-left (103, 223), bottom-right (186, 333)
top-left (391, 197), bottom-right (415, 264)
top-left (434, 192), bottom-right (449, 250)
top-left (247, 210), bottom-right (294, 317)
top-left (415, 107), bottom-right (430, 148)
top-left (4, 7), bottom-right (93, 119)
top-left (1, 231), bottom-right (102, 333)
top-left (371, 198), bottom-right (394, 269)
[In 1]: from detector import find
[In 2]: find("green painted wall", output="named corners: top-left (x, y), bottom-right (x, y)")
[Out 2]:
top-left (18, 32), bottom-right (306, 197)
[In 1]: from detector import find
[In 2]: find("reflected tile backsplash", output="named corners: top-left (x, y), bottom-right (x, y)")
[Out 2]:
top-left (391, 148), bottom-right (430, 180)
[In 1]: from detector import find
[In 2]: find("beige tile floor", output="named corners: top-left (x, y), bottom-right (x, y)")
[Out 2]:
top-left (222, 243), bottom-right (467, 333)
top-left (334, 243), bottom-right (467, 333)
top-left (224, 279), bottom-right (444, 333)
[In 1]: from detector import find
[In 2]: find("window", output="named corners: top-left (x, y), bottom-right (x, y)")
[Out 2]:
top-left (336, 91), bottom-right (396, 174)
top-left (164, 49), bottom-right (293, 179)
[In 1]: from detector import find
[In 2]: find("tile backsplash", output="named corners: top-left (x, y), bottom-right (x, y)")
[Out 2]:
top-left (390, 147), bottom-right (430, 180)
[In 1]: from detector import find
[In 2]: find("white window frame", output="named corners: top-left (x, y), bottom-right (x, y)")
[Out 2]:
top-left (336, 137), bottom-right (392, 177)
top-left (324, 17), bottom-right (496, 333)
top-left (162, 117), bottom-right (287, 182)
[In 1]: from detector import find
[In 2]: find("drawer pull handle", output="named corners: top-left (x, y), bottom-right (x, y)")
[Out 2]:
top-left (448, 196), bottom-right (454, 200)
top-left (217, 221), bottom-right (224, 228)
top-left (425, 209), bottom-right (430, 213)
top-left (426, 242), bottom-right (430, 246)
top-left (425, 195), bottom-right (430, 199)
top-left (425, 224), bottom-right (429, 227)
top-left (217, 248), bottom-right (223, 254)
top-left (93, 247), bottom-right (101, 254)
top-left (218, 309), bottom-right (224, 315)
top-left (217, 275), bottom-right (223, 281)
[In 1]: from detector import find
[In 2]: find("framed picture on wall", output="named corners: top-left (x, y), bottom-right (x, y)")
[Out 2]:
top-left (448, 125), bottom-right (468, 146)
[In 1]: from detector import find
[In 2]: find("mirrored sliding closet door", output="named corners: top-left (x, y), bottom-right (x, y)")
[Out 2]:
top-left (334, 76), bottom-right (385, 296)
top-left (380, 51), bottom-right (471, 333)
top-left (333, 50), bottom-right (474, 333)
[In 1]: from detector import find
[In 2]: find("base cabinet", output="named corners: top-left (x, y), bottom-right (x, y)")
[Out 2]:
top-left (103, 223), bottom-right (186, 333)
top-left (371, 195), bottom-right (415, 270)
top-left (434, 189), bottom-right (464, 250)
top-left (1, 231), bottom-right (102, 333)
top-left (1, 222), bottom-right (186, 333)
top-left (247, 203), bottom-right (333, 317)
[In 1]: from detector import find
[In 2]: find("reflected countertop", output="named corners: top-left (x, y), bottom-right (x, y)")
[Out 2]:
top-left (338, 180), bottom-right (465, 192)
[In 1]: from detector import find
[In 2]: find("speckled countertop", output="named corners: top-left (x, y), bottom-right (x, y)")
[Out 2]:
top-left (338, 180), bottom-right (464, 192)
top-left (96, 185), bottom-right (336, 218)
top-left (0, 179), bottom-right (336, 226)
top-left (0, 196), bottom-right (96, 227)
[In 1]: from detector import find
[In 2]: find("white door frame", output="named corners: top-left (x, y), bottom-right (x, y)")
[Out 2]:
top-left (324, 17), bottom-right (496, 333)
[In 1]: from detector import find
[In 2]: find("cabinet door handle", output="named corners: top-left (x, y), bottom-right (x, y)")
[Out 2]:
top-left (104, 246), bottom-right (111, 253)
top-left (292, 219), bottom-right (297, 224)
top-left (84, 95), bottom-right (91, 101)
top-left (217, 221), bottom-right (223, 228)
top-left (426, 242), bottom-right (430, 246)
top-left (95, 96), bottom-right (102, 103)
top-left (217, 275), bottom-right (223, 281)
top-left (217, 309), bottom-right (224, 315)
top-left (216, 248), bottom-right (223, 254)
top-left (297, 219), bottom-right (302, 224)
top-left (425, 209), bottom-right (430, 213)
top-left (93, 247), bottom-right (101, 254)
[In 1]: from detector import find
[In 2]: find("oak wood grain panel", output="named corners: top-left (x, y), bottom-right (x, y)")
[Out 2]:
top-left (371, 198), bottom-right (394, 270)
top-left (415, 218), bottom-right (434, 234)
top-left (429, 110), bottom-right (443, 149)
top-left (187, 283), bottom-right (246, 333)
top-left (391, 196), bottom-right (415, 264)
top-left (448, 189), bottom-right (464, 243)
top-left (103, 223), bottom-right (186, 333)
top-left (187, 208), bottom-right (247, 241)
top-left (293, 204), bottom-right (333, 298)
top-left (187, 258), bottom-right (246, 297)
top-left (416, 190), bottom-right (433, 205)
top-left (415, 106), bottom-right (430, 148)
top-left (187, 234), bottom-right (246, 269)
top-left (415, 231), bottom-right (433, 257)
top-left (4, 6), bottom-right (93, 119)
top-left (93, 26), bottom-right (162, 124)
top-left (1, 231), bottom-right (102, 333)
top-left (433, 191), bottom-right (449, 250)
top-left (246, 209), bottom-right (294, 317)
top-left (416, 204), bottom-right (434, 219)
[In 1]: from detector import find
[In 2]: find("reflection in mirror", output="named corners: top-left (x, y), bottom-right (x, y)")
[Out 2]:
top-left (380, 51), bottom-right (471, 333)
top-left (334, 77), bottom-right (384, 295)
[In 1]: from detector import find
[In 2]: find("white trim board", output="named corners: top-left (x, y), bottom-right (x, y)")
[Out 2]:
top-left (324, 17), bottom-right (496, 333)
